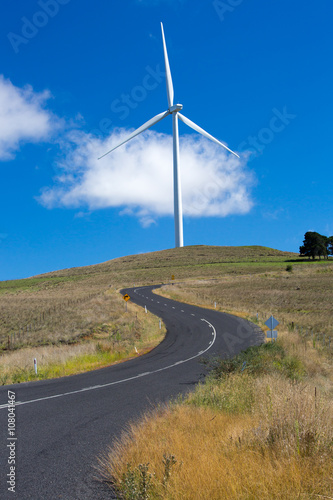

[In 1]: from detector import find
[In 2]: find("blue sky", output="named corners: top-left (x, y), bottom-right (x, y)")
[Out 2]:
top-left (0, 0), bottom-right (332, 280)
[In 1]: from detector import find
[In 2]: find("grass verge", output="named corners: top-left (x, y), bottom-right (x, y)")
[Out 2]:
top-left (0, 299), bottom-right (165, 385)
top-left (100, 334), bottom-right (333, 499)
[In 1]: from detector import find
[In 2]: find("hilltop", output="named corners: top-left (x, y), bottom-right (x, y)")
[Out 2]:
top-left (34, 245), bottom-right (299, 285)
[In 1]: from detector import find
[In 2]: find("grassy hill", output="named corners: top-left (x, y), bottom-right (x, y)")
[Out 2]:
top-left (0, 245), bottom-right (332, 384)
top-left (0, 245), bottom-right (299, 349)
top-left (0, 245), bottom-right (330, 348)
top-left (1, 245), bottom-right (332, 497)
top-left (37, 244), bottom-right (299, 283)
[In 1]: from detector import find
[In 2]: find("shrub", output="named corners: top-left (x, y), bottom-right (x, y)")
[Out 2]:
top-left (120, 463), bottom-right (153, 500)
top-left (205, 342), bottom-right (305, 380)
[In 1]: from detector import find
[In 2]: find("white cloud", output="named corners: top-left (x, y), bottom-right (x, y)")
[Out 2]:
top-left (0, 75), bottom-right (57, 160)
top-left (0, 76), bottom-right (254, 227)
top-left (39, 127), bottom-right (255, 225)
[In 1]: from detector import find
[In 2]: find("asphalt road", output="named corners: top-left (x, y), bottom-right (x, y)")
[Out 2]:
top-left (0, 285), bottom-right (264, 499)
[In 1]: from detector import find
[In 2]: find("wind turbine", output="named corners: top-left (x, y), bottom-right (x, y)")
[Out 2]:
top-left (99, 23), bottom-right (239, 248)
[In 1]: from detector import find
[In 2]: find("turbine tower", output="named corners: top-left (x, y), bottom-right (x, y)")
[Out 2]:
top-left (99, 23), bottom-right (239, 248)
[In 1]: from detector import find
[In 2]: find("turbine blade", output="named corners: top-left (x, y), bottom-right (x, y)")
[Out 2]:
top-left (161, 23), bottom-right (174, 108)
top-left (98, 110), bottom-right (170, 159)
top-left (178, 113), bottom-right (240, 158)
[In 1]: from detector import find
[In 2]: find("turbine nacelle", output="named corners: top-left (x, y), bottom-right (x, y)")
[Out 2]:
top-left (169, 104), bottom-right (183, 114)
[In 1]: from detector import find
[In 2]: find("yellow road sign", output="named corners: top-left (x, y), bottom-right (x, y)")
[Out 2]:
top-left (123, 294), bottom-right (130, 302)
top-left (171, 275), bottom-right (175, 280)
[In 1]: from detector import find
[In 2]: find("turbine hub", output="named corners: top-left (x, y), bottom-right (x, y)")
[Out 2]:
top-left (169, 103), bottom-right (183, 113)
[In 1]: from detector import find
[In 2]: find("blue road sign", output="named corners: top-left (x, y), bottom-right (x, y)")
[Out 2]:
top-left (265, 315), bottom-right (279, 331)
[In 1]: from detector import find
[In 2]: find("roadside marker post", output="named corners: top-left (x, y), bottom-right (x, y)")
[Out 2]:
top-left (34, 358), bottom-right (38, 375)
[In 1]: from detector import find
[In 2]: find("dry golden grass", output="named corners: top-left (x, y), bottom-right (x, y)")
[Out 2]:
top-left (252, 374), bottom-right (333, 457)
top-left (100, 383), bottom-right (333, 499)
top-left (157, 261), bottom-right (333, 340)
top-left (0, 245), bottom-right (323, 350)
top-left (0, 282), bottom-right (120, 348)
top-left (100, 333), bottom-right (333, 497)
top-left (277, 329), bottom-right (333, 396)
top-left (0, 297), bottom-right (165, 384)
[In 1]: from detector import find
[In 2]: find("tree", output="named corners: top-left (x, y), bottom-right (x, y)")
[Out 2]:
top-left (328, 236), bottom-right (333, 257)
top-left (299, 231), bottom-right (328, 260)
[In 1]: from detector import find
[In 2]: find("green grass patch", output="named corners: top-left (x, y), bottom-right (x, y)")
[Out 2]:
top-left (7, 348), bottom-right (136, 384)
top-left (187, 372), bottom-right (256, 414)
top-left (205, 342), bottom-right (306, 382)
top-left (0, 275), bottom-right (86, 295)
top-left (187, 342), bottom-right (307, 416)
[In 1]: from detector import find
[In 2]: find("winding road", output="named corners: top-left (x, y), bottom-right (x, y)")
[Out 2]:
top-left (0, 285), bottom-right (264, 499)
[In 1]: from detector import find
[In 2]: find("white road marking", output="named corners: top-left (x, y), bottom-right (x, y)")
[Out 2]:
top-left (0, 318), bottom-right (217, 410)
